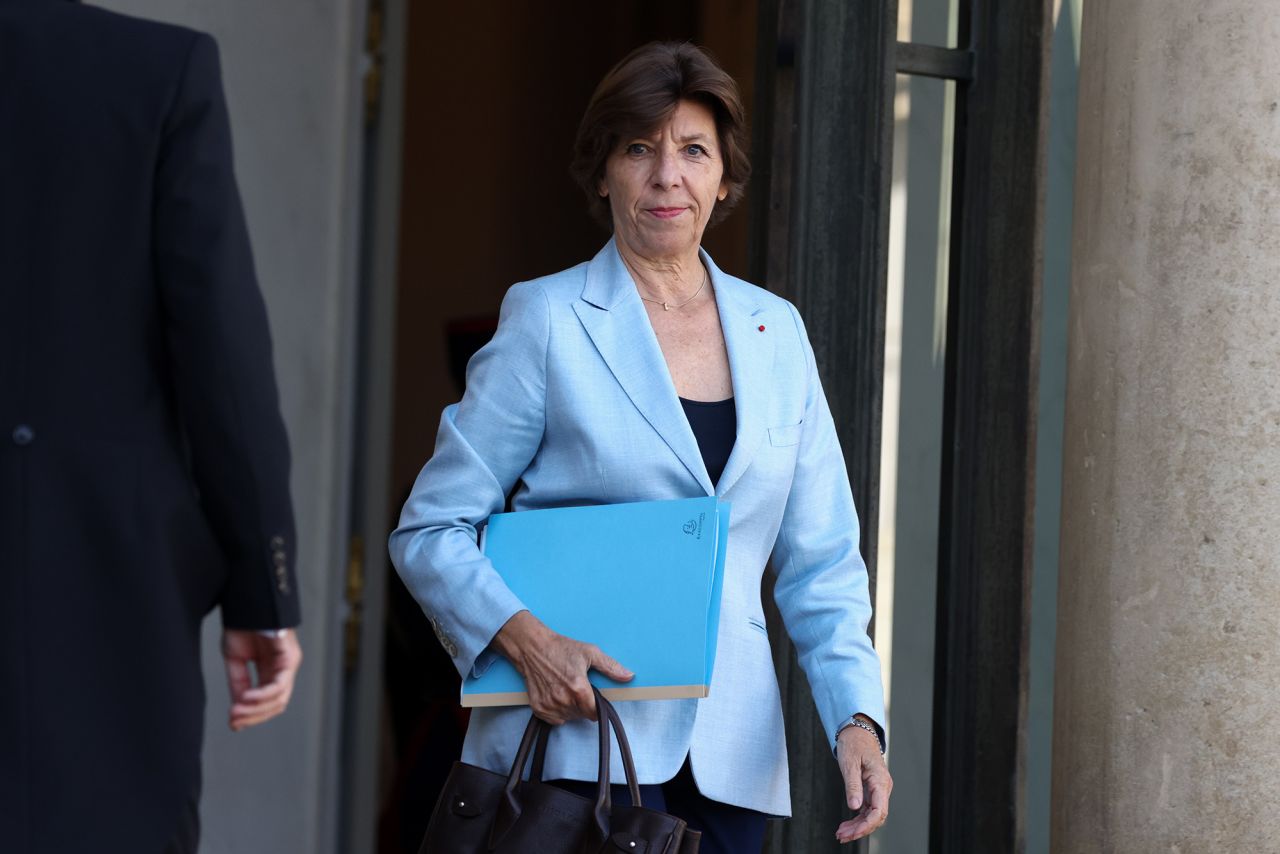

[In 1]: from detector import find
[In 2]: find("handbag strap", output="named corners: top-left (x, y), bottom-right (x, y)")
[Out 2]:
top-left (489, 711), bottom-right (549, 850)
top-left (523, 690), bottom-right (643, 807)
top-left (530, 715), bottom-right (550, 781)
top-left (598, 694), bottom-right (643, 808)
top-left (489, 689), bottom-right (644, 852)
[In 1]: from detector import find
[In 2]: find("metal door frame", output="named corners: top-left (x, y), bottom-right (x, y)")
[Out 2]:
top-left (750, 1), bottom-right (1052, 850)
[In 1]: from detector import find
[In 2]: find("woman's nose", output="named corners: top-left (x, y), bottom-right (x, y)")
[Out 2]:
top-left (651, 149), bottom-right (682, 188)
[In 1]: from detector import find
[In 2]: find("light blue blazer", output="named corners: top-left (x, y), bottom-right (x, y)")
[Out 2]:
top-left (389, 239), bottom-right (884, 816)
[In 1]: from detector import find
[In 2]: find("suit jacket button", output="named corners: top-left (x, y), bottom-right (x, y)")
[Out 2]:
top-left (12, 425), bottom-right (34, 446)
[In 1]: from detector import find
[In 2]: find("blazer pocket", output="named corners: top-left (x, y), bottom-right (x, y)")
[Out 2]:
top-left (768, 422), bottom-right (803, 447)
top-left (747, 616), bottom-right (769, 635)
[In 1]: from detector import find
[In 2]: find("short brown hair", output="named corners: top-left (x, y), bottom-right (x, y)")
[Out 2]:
top-left (571, 42), bottom-right (751, 230)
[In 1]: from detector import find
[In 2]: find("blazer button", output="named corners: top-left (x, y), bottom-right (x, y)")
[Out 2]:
top-left (12, 425), bottom-right (35, 446)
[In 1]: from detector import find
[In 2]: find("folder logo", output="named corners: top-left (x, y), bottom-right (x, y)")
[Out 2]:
top-left (683, 519), bottom-right (697, 534)
top-left (683, 512), bottom-right (705, 539)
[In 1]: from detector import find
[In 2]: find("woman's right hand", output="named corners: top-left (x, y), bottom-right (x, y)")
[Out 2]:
top-left (491, 610), bottom-right (634, 725)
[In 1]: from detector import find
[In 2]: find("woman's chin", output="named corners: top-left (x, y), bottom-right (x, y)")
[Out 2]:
top-left (621, 223), bottom-right (703, 259)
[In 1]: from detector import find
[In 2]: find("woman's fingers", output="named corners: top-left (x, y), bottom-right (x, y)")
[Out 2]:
top-left (518, 633), bottom-right (632, 725)
top-left (547, 675), bottom-right (596, 721)
top-left (573, 682), bottom-right (599, 721)
top-left (532, 706), bottom-right (566, 727)
top-left (525, 648), bottom-right (589, 723)
top-left (833, 725), bottom-right (892, 842)
top-left (835, 804), bottom-right (886, 843)
top-left (587, 644), bottom-right (634, 682)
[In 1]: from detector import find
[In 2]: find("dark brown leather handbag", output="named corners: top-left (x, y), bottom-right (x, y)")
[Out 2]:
top-left (418, 689), bottom-right (700, 854)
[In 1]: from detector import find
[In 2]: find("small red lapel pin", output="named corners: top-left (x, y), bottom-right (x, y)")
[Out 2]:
top-left (758, 324), bottom-right (766, 332)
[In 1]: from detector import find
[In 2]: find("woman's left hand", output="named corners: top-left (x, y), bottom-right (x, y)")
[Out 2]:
top-left (834, 718), bottom-right (892, 843)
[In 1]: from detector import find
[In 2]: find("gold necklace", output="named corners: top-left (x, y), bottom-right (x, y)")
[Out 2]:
top-left (638, 268), bottom-right (708, 311)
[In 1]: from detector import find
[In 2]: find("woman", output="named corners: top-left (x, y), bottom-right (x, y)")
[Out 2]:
top-left (390, 42), bottom-right (891, 851)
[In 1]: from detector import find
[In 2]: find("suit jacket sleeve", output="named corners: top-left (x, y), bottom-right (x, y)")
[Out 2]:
top-left (770, 302), bottom-right (886, 750)
top-left (388, 282), bottom-right (549, 679)
top-left (153, 33), bottom-right (299, 629)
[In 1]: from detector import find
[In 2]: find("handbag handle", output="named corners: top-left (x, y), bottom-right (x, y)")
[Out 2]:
top-left (598, 694), bottom-right (643, 807)
top-left (489, 689), bottom-right (643, 852)
top-left (487, 710), bottom-right (545, 850)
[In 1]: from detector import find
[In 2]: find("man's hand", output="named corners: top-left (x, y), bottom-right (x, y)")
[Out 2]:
top-left (492, 610), bottom-right (633, 725)
top-left (835, 717), bottom-right (892, 843)
top-left (222, 628), bottom-right (302, 732)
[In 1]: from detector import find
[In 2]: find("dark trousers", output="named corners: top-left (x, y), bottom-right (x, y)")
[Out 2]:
top-left (551, 758), bottom-right (768, 854)
top-left (162, 796), bottom-right (200, 854)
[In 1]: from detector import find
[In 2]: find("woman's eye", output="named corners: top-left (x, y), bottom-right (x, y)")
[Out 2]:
top-left (686, 144), bottom-right (707, 156)
top-left (626, 143), bottom-right (649, 156)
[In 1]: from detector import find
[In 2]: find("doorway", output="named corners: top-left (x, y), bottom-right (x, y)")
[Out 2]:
top-left (346, 0), bottom-right (1054, 851)
top-left (363, 5), bottom-right (759, 852)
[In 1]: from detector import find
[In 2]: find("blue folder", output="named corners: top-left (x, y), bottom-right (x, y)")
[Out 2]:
top-left (461, 497), bottom-right (730, 707)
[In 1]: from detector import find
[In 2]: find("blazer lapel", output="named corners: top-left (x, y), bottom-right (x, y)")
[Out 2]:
top-left (573, 240), bottom-right (715, 496)
top-left (707, 252), bottom-right (776, 497)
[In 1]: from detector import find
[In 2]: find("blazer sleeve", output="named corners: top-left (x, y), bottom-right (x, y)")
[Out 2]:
top-left (153, 33), bottom-right (299, 629)
top-left (388, 282), bottom-right (550, 679)
top-left (770, 302), bottom-right (886, 751)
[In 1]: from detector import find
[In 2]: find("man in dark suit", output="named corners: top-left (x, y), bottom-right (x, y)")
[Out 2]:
top-left (0, 1), bottom-right (303, 851)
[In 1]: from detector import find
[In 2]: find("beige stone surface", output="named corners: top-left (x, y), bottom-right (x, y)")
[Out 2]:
top-left (1052, 1), bottom-right (1280, 851)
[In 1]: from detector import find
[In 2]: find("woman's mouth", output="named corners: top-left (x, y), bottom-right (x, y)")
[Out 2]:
top-left (647, 207), bottom-right (686, 220)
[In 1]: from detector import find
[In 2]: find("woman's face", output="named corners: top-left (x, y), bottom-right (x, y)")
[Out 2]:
top-left (599, 99), bottom-right (728, 263)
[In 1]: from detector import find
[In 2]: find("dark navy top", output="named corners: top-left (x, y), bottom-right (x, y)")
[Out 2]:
top-left (679, 397), bottom-right (737, 487)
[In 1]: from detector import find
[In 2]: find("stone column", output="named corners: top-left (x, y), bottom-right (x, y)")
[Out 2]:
top-left (1052, 2), bottom-right (1280, 851)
